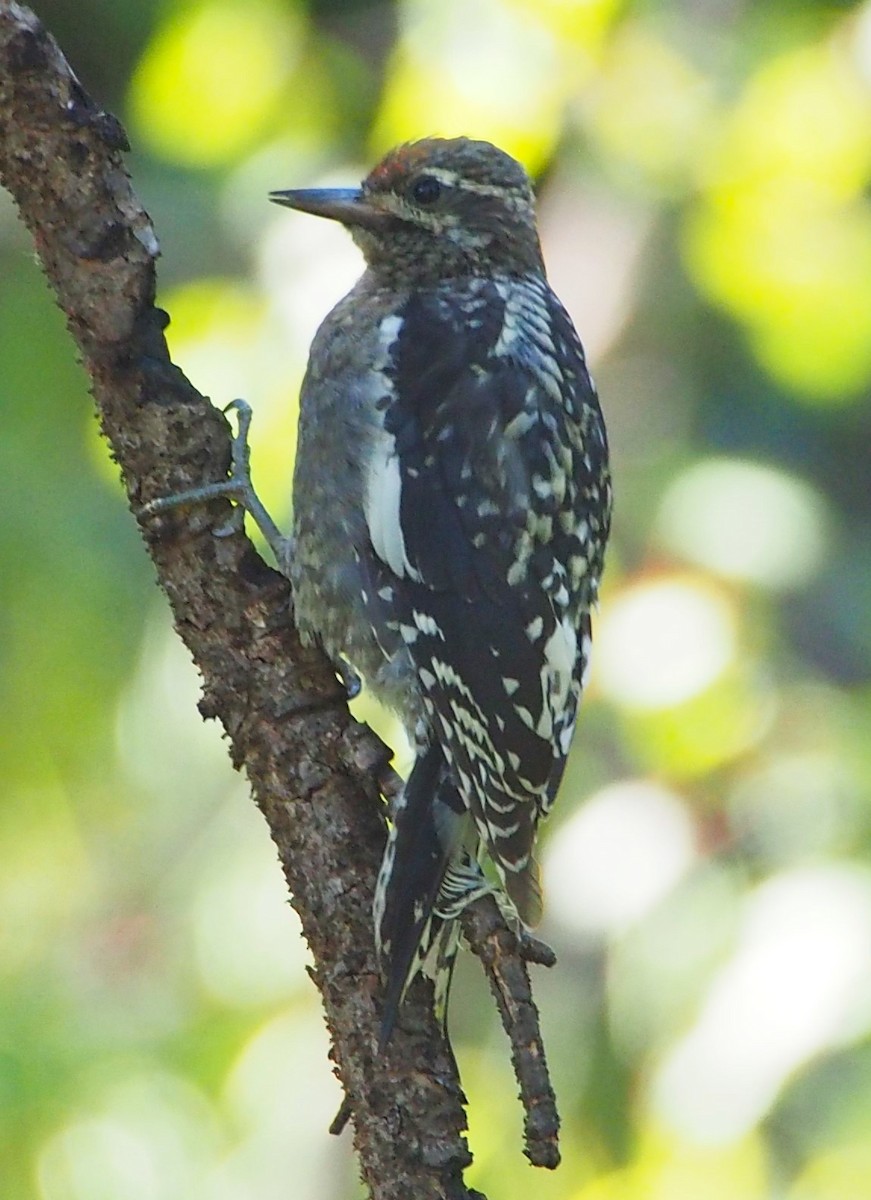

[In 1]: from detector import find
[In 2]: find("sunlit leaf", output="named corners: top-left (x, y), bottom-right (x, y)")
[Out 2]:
top-left (129, 0), bottom-right (302, 167)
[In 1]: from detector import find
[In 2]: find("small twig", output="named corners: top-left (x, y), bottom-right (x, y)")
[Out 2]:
top-left (330, 1094), bottom-right (354, 1136)
top-left (354, 755), bottom-right (562, 1167)
top-left (518, 932), bottom-right (557, 968)
top-left (461, 896), bottom-right (561, 1169)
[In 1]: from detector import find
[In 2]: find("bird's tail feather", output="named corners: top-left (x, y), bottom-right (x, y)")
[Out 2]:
top-left (375, 745), bottom-right (483, 1045)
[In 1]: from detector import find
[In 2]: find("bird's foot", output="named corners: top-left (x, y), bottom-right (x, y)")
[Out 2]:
top-left (337, 658), bottom-right (362, 700)
top-left (138, 399), bottom-right (292, 572)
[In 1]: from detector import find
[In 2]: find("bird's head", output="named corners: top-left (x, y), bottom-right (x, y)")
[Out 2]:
top-left (270, 138), bottom-right (544, 284)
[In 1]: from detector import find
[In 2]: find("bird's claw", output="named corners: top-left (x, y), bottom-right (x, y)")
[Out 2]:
top-left (138, 399), bottom-right (291, 571)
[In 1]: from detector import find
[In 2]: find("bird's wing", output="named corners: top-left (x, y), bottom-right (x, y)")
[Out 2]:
top-left (362, 281), bottom-right (608, 923)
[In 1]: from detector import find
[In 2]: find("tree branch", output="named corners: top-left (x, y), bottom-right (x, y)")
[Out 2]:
top-left (461, 899), bottom-right (560, 1169)
top-left (0, 2), bottom-right (559, 1190)
top-left (0, 6), bottom-right (471, 1197)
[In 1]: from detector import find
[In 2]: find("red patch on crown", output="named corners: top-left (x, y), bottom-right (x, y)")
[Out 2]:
top-left (364, 139), bottom-right (443, 190)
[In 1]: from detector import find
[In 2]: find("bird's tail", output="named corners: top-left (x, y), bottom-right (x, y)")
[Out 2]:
top-left (374, 744), bottom-right (487, 1045)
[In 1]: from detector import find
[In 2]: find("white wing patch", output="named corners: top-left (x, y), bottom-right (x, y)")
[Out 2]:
top-left (365, 430), bottom-right (421, 580)
top-left (364, 313), bottom-right (423, 582)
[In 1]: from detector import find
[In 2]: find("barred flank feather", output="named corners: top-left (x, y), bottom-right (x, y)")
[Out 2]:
top-left (375, 745), bottom-right (490, 1044)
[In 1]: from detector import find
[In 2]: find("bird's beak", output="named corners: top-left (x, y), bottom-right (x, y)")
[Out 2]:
top-left (269, 187), bottom-right (386, 230)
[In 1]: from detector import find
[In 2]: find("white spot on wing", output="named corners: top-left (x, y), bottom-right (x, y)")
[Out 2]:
top-left (526, 616), bottom-right (544, 642)
top-left (413, 610), bottom-right (443, 638)
top-left (365, 429), bottom-right (422, 583)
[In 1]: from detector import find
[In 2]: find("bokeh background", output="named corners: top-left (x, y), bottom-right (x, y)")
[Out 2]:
top-left (3, 0), bottom-right (871, 1196)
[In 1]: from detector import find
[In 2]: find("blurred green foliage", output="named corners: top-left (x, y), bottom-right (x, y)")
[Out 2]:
top-left (3, 1), bottom-right (871, 1197)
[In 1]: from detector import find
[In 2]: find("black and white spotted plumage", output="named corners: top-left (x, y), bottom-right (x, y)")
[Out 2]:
top-left (276, 138), bottom-right (611, 1041)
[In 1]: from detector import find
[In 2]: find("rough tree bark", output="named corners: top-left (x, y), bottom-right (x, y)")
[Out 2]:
top-left (0, 4), bottom-right (558, 1194)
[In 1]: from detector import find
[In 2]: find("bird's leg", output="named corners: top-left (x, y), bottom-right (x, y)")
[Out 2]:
top-left (336, 659), bottom-right (362, 700)
top-left (140, 401), bottom-right (365, 701)
top-left (139, 399), bottom-right (293, 574)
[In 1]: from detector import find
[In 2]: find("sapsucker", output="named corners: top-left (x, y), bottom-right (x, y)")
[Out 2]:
top-left (269, 138), bottom-right (612, 1039)
top-left (145, 137), bottom-right (611, 1042)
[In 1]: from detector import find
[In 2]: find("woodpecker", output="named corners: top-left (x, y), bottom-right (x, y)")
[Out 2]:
top-left (273, 138), bottom-right (611, 1038)
top-left (146, 138), bottom-right (611, 1041)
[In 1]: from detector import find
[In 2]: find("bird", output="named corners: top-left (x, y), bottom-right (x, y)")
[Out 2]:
top-left (145, 137), bottom-right (611, 1043)
top-left (272, 137), bottom-right (611, 1040)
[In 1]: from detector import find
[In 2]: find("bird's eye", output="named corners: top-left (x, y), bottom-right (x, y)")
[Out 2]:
top-left (410, 175), bottom-right (442, 206)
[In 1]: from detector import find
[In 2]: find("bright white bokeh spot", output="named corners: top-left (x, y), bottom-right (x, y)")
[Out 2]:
top-left (225, 1010), bottom-right (339, 1132)
top-left (406, 0), bottom-right (559, 117)
top-left (205, 1012), bottom-right (344, 1200)
top-left (215, 1010), bottom-right (346, 1200)
top-left (193, 845), bottom-right (308, 1007)
top-left (545, 779), bottom-right (696, 936)
top-left (374, 0), bottom-right (568, 172)
top-left (37, 1073), bottom-right (219, 1200)
top-left (650, 865), bottom-right (871, 1143)
top-left (116, 613), bottom-right (238, 802)
top-left (657, 458), bottom-right (828, 589)
top-left (39, 1118), bottom-right (161, 1200)
top-left (597, 576), bottom-right (737, 709)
